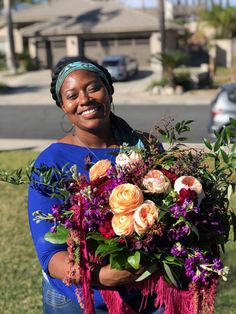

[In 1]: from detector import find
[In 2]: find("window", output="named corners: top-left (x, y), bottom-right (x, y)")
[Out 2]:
top-left (228, 90), bottom-right (236, 103)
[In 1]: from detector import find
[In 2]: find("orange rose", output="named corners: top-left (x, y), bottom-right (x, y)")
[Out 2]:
top-left (109, 183), bottom-right (144, 214)
top-left (134, 200), bottom-right (159, 235)
top-left (143, 169), bottom-right (171, 194)
top-left (89, 159), bottom-right (112, 181)
top-left (112, 213), bottom-right (134, 236)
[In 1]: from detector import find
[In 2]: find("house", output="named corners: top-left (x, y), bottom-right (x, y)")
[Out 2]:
top-left (0, 0), bottom-right (182, 70)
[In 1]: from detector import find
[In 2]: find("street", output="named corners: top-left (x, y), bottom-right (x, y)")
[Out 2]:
top-left (0, 104), bottom-right (211, 143)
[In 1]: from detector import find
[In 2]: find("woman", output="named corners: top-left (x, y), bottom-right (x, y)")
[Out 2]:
top-left (28, 56), bottom-right (164, 314)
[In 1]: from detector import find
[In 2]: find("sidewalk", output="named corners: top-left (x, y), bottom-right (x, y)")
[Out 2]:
top-left (0, 69), bottom-right (217, 152)
top-left (0, 69), bottom-right (218, 106)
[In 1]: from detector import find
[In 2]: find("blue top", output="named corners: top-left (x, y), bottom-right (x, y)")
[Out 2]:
top-left (28, 142), bottom-right (122, 306)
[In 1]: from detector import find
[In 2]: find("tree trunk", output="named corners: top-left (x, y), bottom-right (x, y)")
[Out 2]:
top-left (158, 0), bottom-right (165, 55)
top-left (4, 0), bottom-right (17, 74)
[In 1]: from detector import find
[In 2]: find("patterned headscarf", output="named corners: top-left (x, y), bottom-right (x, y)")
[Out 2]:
top-left (55, 61), bottom-right (112, 103)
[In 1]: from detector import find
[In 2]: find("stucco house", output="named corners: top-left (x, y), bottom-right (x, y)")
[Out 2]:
top-left (0, 0), bottom-right (183, 70)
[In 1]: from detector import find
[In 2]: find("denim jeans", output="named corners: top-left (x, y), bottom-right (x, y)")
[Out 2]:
top-left (42, 277), bottom-right (164, 314)
top-left (42, 278), bottom-right (108, 314)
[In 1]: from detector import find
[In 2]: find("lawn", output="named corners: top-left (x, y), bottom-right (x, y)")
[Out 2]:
top-left (0, 150), bottom-right (235, 314)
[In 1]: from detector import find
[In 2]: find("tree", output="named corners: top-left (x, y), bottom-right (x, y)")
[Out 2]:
top-left (153, 51), bottom-right (188, 87)
top-left (158, 0), bottom-right (165, 55)
top-left (3, 0), bottom-right (17, 74)
top-left (201, 5), bottom-right (236, 38)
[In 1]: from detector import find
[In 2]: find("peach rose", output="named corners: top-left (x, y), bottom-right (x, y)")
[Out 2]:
top-left (115, 150), bottom-right (142, 168)
top-left (134, 200), bottom-right (159, 236)
top-left (174, 176), bottom-right (203, 195)
top-left (89, 159), bottom-right (112, 181)
top-left (142, 170), bottom-right (171, 194)
top-left (112, 213), bottom-right (134, 236)
top-left (109, 183), bottom-right (144, 214)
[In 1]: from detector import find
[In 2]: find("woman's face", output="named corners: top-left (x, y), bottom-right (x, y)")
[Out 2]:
top-left (60, 69), bottom-right (112, 132)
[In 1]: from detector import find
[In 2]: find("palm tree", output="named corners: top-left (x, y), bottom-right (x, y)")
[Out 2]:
top-left (3, 0), bottom-right (17, 74)
top-left (153, 51), bottom-right (187, 87)
top-left (158, 0), bottom-right (165, 54)
top-left (201, 5), bottom-right (236, 38)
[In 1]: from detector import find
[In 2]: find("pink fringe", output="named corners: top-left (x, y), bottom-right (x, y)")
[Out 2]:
top-left (77, 207), bottom-right (95, 314)
top-left (99, 275), bottom-right (218, 314)
top-left (100, 290), bottom-right (137, 314)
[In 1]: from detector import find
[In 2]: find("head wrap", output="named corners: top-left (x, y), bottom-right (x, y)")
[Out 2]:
top-left (55, 61), bottom-right (112, 103)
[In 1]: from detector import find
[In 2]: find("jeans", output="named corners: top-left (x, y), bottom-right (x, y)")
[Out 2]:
top-left (42, 278), bottom-right (108, 314)
top-left (42, 277), bottom-right (164, 314)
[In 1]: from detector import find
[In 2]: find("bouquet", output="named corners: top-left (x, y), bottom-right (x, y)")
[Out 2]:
top-left (32, 118), bottom-right (235, 314)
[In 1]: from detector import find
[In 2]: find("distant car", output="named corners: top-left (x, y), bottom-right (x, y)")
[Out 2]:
top-left (101, 55), bottom-right (138, 81)
top-left (208, 83), bottom-right (236, 137)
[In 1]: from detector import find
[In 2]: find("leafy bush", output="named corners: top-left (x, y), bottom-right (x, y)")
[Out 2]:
top-left (174, 71), bottom-right (192, 91)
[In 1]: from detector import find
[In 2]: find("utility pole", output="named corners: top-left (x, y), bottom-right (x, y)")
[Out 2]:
top-left (158, 0), bottom-right (165, 55)
top-left (3, 0), bottom-right (17, 74)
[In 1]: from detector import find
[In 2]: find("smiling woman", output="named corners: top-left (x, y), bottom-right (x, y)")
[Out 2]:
top-left (27, 56), bottom-right (164, 314)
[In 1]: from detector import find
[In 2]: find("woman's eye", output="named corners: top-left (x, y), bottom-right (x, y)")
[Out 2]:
top-left (67, 94), bottom-right (77, 100)
top-left (87, 84), bottom-right (101, 93)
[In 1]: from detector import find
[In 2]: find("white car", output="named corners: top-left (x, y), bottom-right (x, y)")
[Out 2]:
top-left (101, 55), bottom-right (138, 81)
top-left (208, 83), bottom-right (236, 138)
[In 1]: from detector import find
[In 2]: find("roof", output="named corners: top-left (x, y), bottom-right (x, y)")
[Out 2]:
top-left (9, 0), bottom-right (182, 37)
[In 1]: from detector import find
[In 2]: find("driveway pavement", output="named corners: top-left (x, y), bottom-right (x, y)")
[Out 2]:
top-left (0, 68), bottom-right (218, 106)
top-left (0, 69), bottom-right (217, 151)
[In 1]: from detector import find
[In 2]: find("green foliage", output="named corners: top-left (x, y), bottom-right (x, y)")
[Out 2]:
top-left (153, 51), bottom-right (188, 69)
top-left (44, 225), bottom-right (69, 244)
top-left (146, 77), bottom-right (169, 91)
top-left (16, 49), bottom-right (36, 71)
top-left (201, 5), bottom-right (236, 38)
top-left (174, 71), bottom-right (192, 91)
top-left (155, 119), bottom-right (194, 146)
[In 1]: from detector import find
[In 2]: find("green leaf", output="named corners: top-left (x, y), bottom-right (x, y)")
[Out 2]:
top-left (214, 136), bottom-right (222, 152)
top-left (127, 251), bottom-right (141, 270)
top-left (163, 263), bottom-right (178, 288)
top-left (95, 240), bottom-right (123, 257)
top-left (135, 263), bottom-right (158, 282)
top-left (221, 149), bottom-right (229, 164)
top-left (86, 232), bottom-right (109, 241)
top-left (229, 117), bottom-right (236, 128)
top-left (44, 225), bottom-right (69, 244)
top-left (203, 138), bottom-right (213, 150)
top-left (110, 253), bottom-right (130, 270)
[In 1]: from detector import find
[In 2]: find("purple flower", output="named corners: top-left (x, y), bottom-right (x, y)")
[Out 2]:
top-left (51, 204), bottom-right (61, 218)
top-left (168, 222), bottom-right (190, 241)
top-left (170, 243), bottom-right (187, 257)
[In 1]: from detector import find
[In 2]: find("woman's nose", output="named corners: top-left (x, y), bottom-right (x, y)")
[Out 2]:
top-left (79, 91), bottom-right (90, 106)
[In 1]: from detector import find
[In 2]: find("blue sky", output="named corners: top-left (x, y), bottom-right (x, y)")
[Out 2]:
top-left (118, 0), bottom-right (236, 8)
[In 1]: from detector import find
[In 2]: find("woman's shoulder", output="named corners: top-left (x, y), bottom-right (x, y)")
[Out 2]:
top-left (34, 142), bottom-right (68, 167)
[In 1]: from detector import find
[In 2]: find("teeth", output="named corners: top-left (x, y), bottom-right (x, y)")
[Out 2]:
top-left (81, 108), bottom-right (98, 116)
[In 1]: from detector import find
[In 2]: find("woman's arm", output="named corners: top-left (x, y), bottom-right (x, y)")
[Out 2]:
top-left (48, 251), bottom-right (144, 287)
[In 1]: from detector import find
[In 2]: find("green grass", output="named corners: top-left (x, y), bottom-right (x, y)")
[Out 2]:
top-left (0, 151), bottom-right (42, 314)
top-left (0, 150), bottom-right (235, 313)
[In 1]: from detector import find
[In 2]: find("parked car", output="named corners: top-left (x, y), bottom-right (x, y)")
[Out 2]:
top-left (208, 83), bottom-right (236, 137)
top-left (101, 55), bottom-right (138, 81)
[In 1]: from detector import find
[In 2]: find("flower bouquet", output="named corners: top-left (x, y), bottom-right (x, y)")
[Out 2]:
top-left (33, 118), bottom-right (236, 314)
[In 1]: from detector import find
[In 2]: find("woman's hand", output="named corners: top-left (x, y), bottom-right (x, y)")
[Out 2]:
top-left (98, 264), bottom-right (145, 287)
